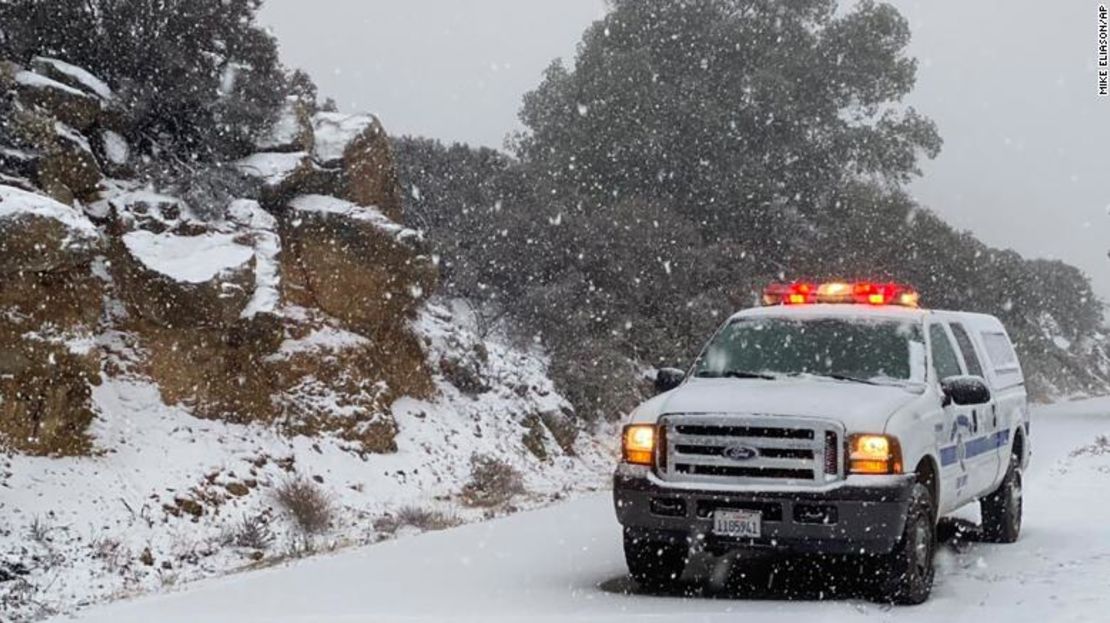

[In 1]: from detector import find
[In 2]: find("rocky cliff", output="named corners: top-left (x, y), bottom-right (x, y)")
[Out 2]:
top-left (0, 57), bottom-right (539, 458)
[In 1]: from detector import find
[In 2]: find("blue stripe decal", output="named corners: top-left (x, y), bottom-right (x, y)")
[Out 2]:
top-left (939, 446), bottom-right (958, 466)
top-left (939, 429), bottom-right (1011, 467)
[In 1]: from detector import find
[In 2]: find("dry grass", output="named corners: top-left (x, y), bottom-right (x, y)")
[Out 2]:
top-left (274, 477), bottom-right (334, 535)
top-left (374, 505), bottom-right (461, 534)
top-left (221, 513), bottom-right (275, 550)
top-left (1071, 435), bottom-right (1110, 457)
top-left (461, 453), bottom-right (525, 507)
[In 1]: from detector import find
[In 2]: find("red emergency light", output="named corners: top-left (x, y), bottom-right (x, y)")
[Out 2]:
top-left (762, 281), bottom-right (920, 308)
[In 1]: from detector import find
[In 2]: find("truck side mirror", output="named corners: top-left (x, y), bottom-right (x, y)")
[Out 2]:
top-left (940, 375), bottom-right (991, 406)
top-left (654, 368), bottom-right (686, 393)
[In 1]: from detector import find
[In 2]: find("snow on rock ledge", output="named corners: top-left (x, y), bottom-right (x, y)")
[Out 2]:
top-left (122, 230), bottom-right (254, 284)
top-left (115, 229), bottom-right (256, 327)
top-left (288, 194), bottom-right (418, 243)
top-left (312, 112), bottom-right (375, 165)
top-left (234, 151), bottom-right (311, 187)
top-left (31, 56), bottom-right (115, 101)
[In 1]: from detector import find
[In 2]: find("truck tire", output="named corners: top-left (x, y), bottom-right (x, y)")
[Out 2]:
top-left (981, 453), bottom-right (1022, 543)
top-left (875, 482), bottom-right (936, 605)
top-left (623, 528), bottom-right (688, 588)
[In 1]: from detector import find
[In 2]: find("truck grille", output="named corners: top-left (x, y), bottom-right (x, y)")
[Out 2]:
top-left (657, 415), bottom-right (844, 486)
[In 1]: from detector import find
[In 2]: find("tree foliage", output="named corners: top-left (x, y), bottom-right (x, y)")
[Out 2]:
top-left (516, 0), bottom-right (941, 243)
top-left (398, 0), bottom-right (1108, 415)
top-left (0, 0), bottom-right (287, 159)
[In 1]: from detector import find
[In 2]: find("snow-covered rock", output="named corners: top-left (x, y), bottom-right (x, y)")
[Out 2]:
top-left (122, 230), bottom-right (254, 284)
top-left (0, 184), bottom-right (100, 273)
top-left (0, 187), bottom-right (104, 457)
top-left (13, 68), bottom-right (101, 131)
top-left (311, 111), bottom-right (375, 165)
top-left (115, 229), bottom-right (256, 328)
top-left (280, 193), bottom-right (436, 334)
top-left (288, 194), bottom-right (418, 243)
top-left (234, 151), bottom-right (311, 187)
top-left (31, 56), bottom-right (114, 101)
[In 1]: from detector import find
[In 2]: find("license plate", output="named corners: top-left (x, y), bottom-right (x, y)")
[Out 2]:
top-left (713, 509), bottom-right (762, 538)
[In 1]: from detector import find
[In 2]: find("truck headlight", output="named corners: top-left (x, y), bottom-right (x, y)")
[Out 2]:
top-left (849, 434), bottom-right (903, 475)
top-left (622, 424), bottom-right (656, 466)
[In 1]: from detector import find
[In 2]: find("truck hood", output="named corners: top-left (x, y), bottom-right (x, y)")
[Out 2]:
top-left (628, 377), bottom-right (921, 432)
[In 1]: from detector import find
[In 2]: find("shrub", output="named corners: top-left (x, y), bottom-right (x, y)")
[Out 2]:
top-left (374, 505), bottom-right (460, 534)
top-left (274, 477), bottom-right (334, 536)
top-left (222, 513), bottom-right (275, 550)
top-left (461, 454), bottom-right (524, 507)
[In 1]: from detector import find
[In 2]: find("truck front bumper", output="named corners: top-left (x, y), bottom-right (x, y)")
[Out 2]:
top-left (613, 469), bottom-right (917, 556)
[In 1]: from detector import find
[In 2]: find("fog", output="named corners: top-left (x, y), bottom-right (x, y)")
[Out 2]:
top-left (259, 0), bottom-right (1110, 303)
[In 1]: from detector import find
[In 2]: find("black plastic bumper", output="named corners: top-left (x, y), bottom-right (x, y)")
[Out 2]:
top-left (613, 472), bottom-right (916, 555)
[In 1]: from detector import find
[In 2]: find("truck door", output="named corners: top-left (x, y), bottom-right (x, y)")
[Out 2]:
top-left (949, 322), bottom-right (1002, 497)
top-left (928, 322), bottom-right (978, 509)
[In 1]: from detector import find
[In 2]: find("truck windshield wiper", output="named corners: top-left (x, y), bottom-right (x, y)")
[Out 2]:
top-left (697, 370), bottom-right (777, 380)
top-left (821, 373), bottom-right (881, 386)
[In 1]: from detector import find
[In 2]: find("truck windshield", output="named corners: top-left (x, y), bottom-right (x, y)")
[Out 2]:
top-left (694, 316), bottom-right (926, 384)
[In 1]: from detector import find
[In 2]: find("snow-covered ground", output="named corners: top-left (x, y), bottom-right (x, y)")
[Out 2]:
top-left (49, 397), bottom-right (1110, 623)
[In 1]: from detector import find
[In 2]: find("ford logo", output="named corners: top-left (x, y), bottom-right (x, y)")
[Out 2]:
top-left (722, 444), bottom-right (759, 461)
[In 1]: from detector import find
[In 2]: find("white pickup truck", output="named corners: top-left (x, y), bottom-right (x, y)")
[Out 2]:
top-left (613, 281), bottom-right (1029, 604)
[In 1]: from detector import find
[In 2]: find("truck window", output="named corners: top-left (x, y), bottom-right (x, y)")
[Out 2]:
top-left (929, 323), bottom-right (963, 380)
top-left (981, 332), bottom-right (1019, 372)
top-left (949, 322), bottom-right (984, 377)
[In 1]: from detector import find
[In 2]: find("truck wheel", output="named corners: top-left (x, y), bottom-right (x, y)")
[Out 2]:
top-left (875, 483), bottom-right (936, 605)
top-left (981, 454), bottom-right (1022, 543)
top-left (623, 528), bottom-right (688, 588)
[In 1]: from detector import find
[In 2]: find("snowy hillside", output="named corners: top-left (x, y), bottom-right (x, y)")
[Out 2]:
top-left (0, 302), bottom-right (614, 622)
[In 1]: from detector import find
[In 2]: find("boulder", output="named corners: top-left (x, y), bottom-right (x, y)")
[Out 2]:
top-left (36, 122), bottom-right (103, 203)
top-left (113, 229), bottom-right (256, 328)
top-left (7, 101), bottom-right (103, 203)
top-left (310, 112), bottom-right (404, 220)
top-left (13, 69), bottom-right (101, 132)
top-left (0, 330), bottom-right (100, 456)
top-left (132, 317), bottom-right (282, 426)
top-left (234, 151), bottom-right (341, 211)
top-left (0, 184), bottom-right (101, 274)
top-left (279, 194), bottom-right (436, 333)
top-left (0, 186), bottom-right (103, 456)
top-left (340, 116), bottom-right (404, 222)
top-left (311, 112), bottom-right (374, 167)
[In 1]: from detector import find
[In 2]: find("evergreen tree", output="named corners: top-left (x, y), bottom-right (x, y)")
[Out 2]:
top-left (0, 0), bottom-right (287, 159)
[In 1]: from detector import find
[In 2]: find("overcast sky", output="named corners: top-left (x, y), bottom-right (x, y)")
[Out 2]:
top-left (259, 0), bottom-right (1110, 302)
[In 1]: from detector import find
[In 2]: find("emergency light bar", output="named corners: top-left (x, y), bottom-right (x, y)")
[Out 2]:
top-left (762, 281), bottom-right (920, 308)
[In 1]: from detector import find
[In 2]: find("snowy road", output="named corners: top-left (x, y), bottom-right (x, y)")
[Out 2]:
top-left (61, 398), bottom-right (1110, 623)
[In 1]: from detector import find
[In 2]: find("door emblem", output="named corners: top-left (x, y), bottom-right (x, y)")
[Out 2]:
top-left (722, 444), bottom-right (759, 461)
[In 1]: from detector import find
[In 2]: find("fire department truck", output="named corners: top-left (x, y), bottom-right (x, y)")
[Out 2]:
top-left (613, 281), bottom-right (1029, 604)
